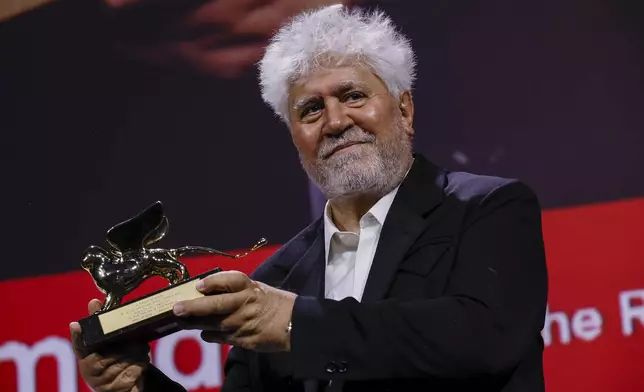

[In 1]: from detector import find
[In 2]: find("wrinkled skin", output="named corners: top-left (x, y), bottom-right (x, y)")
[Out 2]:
top-left (70, 300), bottom-right (150, 392)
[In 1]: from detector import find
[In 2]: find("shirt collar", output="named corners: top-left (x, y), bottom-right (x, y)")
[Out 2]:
top-left (322, 158), bottom-right (414, 262)
top-left (323, 184), bottom-right (400, 262)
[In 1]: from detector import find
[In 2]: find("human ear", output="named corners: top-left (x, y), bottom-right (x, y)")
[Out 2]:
top-left (399, 91), bottom-right (414, 136)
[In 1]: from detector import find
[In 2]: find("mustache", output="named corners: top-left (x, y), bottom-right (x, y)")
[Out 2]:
top-left (318, 127), bottom-right (376, 159)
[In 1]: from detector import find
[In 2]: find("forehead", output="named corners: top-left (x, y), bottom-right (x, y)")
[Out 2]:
top-left (289, 66), bottom-right (388, 98)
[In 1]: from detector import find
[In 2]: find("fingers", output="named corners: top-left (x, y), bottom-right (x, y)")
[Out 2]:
top-left (178, 301), bottom-right (256, 331)
top-left (200, 330), bottom-right (263, 352)
top-left (232, 5), bottom-right (284, 36)
top-left (75, 340), bottom-right (150, 388)
top-left (88, 299), bottom-right (103, 315)
top-left (182, 0), bottom-right (267, 30)
top-left (71, 323), bottom-right (150, 361)
top-left (69, 299), bottom-right (103, 358)
top-left (70, 322), bottom-right (90, 359)
top-left (196, 270), bottom-right (254, 295)
top-left (185, 43), bottom-right (267, 78)
top-left (101, 360), bottom-right (148, 389)
top-left (72, 298), bottom-right (151, 391)
top-left (174, 287), bottom-right (258, 318)
top-left (176, 315), bottom-right (225, 331)
top-left (200, 330), bottom-right (228, 344)
top-left (85, 346), bottom-right (149, 378)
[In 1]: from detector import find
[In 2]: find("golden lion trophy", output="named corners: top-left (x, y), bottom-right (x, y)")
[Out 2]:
top-left (77, 201), bottom-right (266, 349)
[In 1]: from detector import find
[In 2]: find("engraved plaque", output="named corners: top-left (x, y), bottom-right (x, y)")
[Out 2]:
top-left (77, 201), bottom-right (266, 349)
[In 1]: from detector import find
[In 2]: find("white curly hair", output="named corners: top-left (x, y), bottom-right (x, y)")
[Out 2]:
top-left (258, 4), bottom-right (417, 123)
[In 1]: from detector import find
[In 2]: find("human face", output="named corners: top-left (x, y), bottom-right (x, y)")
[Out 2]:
top-left (287, 65), bottom-right (415, 199)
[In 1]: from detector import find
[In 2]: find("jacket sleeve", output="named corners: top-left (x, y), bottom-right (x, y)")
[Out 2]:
top-left (220, 346), bottom-right (254, 392)
top-left (289, 181), bottom-right (548, 381)
top-left (143, 366), bottom-right (187, 391)
top-left (220, 256), bottom-right (293, 391)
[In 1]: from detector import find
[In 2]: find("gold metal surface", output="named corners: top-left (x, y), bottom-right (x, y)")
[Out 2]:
top-left (81, 201), bottom-right (266, 312)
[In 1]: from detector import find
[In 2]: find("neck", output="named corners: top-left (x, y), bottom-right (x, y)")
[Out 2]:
top-left (328, 192), bottom-right (382, 233)
top-left (324, 154), bottom-right (414, 233)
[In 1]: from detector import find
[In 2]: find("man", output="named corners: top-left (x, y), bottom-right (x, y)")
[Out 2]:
top-left (70, 5), bottom-right (548, 391)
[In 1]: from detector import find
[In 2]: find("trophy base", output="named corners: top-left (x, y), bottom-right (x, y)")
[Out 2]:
top-left (79, 267), bottom-right (222, 349)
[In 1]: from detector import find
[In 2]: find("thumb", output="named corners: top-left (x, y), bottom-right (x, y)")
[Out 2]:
top-left (69, 321), bottom-right (89, 358)
top-left (88, 299), bottom-right (103, 315)
top-left (70, 299), bottom-right (103, 359)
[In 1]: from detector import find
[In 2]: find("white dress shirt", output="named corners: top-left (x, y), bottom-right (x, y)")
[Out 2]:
top-left (323, 186), bottom-right (400, 302)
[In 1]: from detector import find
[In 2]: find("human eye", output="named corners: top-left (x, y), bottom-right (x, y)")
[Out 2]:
top-left (301, 102), bottom-right (324, 118)
top-left (344, 91), bottom-right (366, 103)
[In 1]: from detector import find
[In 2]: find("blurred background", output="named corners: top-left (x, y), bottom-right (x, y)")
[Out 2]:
top-left (0, 0), bottom-right (643, 391)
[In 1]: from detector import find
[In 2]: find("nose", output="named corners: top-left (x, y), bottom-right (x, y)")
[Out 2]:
top-left (322, 99), bottom-right (354, 136)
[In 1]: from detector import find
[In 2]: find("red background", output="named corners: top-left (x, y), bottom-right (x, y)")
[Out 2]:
top-left (2, 1), bottom-right (643, 391)
top-left (2, 198), bottom-right (644, 391)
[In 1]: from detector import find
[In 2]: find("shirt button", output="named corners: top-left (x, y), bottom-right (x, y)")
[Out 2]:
top-left (325, 362), bottom-right (338, 374)
top-left (338, 361), bottom-right (348, 373)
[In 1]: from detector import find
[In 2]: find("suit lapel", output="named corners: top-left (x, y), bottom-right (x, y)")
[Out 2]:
top-left (278, 221), bottom-right (326, 297)
top-left (361, 154), bottom-right (447, 303)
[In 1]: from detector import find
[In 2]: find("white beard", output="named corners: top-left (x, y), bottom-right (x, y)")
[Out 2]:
top-left (301, 119), bottom-right (412, 200)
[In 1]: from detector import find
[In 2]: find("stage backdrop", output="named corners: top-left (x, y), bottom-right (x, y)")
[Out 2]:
top-left (1, 0), bottom-right (643, 391)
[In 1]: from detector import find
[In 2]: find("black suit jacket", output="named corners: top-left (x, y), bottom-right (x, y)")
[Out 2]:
top-left (148, 154), bottom-right (548, 391)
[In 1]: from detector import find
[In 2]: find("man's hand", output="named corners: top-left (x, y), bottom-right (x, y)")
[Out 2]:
top-left (102, 0), bottom-right (357, 78)
top-left (70, 299), bottom-right (151, 392)
top-left (172, 270), bottom-right (296, 352)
